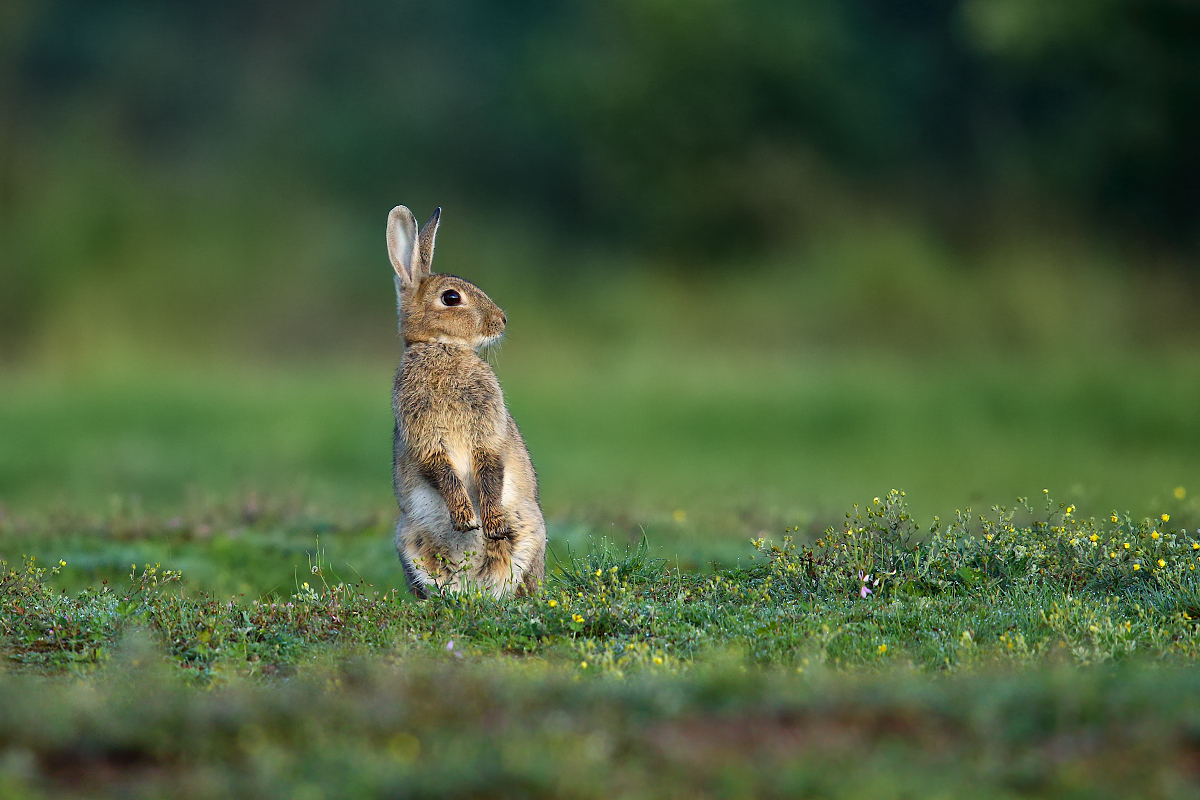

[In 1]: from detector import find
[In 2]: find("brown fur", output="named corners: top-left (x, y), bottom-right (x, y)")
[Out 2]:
top-left (387, 205), bottom-right (546, 598)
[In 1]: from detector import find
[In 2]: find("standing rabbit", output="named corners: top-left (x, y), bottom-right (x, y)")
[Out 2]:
top-left (387, 205), bottom-right (546, 597)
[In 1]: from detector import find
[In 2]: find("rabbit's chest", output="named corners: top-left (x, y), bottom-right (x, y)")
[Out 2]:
top-left (397, 357), bottom-right (507, 448)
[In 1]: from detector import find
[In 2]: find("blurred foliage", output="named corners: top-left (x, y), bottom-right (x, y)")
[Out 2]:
top-left (3, 660), bottom-right (1200, 798)
top-left (1, 359), bottom-right (1198, 537)
top-left (1, 0), bottom-right (1198, 359)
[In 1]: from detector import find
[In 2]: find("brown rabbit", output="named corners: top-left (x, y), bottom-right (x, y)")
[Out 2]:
top-left (387, 205), bottom-right (546, 597)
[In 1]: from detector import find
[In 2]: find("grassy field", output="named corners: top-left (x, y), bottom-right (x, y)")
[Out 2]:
top-left (6, 489), bottom-right (1200, 797)
top-left (2, 352), bottom-right (1198, 561)
top-left (2, 352), bottom-right (1200, 798)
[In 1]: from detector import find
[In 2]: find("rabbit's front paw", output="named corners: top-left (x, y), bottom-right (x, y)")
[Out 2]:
top-left (449, 503), bottom-right (480, 532)
top-left (482, 510), bottom-right (512, 540)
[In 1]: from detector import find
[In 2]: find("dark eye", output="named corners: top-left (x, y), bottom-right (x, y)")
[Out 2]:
top-left (441, 289), bottom-right (461, 306)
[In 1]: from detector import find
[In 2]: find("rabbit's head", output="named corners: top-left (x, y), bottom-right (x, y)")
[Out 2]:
top-left (387, 205), bottom-right (506, 349)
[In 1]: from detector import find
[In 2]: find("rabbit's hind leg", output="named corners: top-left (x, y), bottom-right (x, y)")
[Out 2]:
top-left (476, 516), bottom-right (544, 597)
top-left (475, 534), bottom-right (517, 597)
top-left (397, 517), bottom-right (453, 598)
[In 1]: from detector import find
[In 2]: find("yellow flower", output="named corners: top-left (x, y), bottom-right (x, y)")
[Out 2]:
top-left (1176, 487), bottom-right (1187, 500)
top-left (653, 656), bottom-right (663, 665)
top-left (1162, 514), bottom-right (1170, 523)
top-left (1133, 563), bottom-right (1141, 571)
top-left (547, 599), bottom-right (558, 608)
top-left (877, 644), bottom-right (888, 655)
top-left (572, 614), bottom-right (584, 624)
top-left (1124, 542), bottom-right (1130, 550)
top-left (1151, 531), bottom-right (1160, 540)
top-left (1158, 559), bottom-right (1166, 568)
top-left (1111, 514), bottom-right (1119, 524)
top-left (1089, 534), bottom-right (1098, 543)
top-left (580, 661), bottom-right (588, 669)
top-left (1193, 543), bottom-right (1199, 551)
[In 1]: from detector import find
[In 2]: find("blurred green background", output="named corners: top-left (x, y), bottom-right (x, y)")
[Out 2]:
top-left (1, 0), bottom-right (1199, 565)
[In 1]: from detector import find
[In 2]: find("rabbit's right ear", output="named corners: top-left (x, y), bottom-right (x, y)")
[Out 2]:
top-left (387, 205), bottom-right (420, 288)
top-left (416, 207), bottom-right (441, 275)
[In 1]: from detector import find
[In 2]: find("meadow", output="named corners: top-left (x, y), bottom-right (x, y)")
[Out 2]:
top-left (5, 1), bottom-right (1200, 794)
top-left (3, 336), bottom-right (1200, 797)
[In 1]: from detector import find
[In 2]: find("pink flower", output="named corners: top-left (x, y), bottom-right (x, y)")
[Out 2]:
top-left (858, 571), bottom-right (873, 598)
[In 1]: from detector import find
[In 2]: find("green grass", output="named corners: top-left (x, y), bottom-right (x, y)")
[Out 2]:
top-left (2, 354), bottom-right (1198, 566)
top-left (3, 661), bottom-right (1200, 799)
top-left (6, 493), bottom-right (1200, 797)
top-left (2, 354), bottom-right (1200, 797)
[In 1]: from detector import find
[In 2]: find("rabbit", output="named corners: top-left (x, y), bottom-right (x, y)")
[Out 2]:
top-left (386, 205), bottom-right (546, 598)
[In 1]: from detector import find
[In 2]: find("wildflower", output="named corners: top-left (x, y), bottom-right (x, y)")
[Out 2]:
top-left (1089, 534), bottom-right (1098, 543)
top-left (858, 571), bottom-right (873, 598)
top-left (446, 640), bottom-right (454, 651)
top-left (1151, 531), bottom-right (1160, 540)
top-left (580, 661), bottom-right (588, 669)
top-left (595, 569), bottom-right (602, 577)
top-left (1158, 559), bottom-right (1166, 568)
top-left (58, 560), bottom-right (66, 567)
top-left (1133, 563), bottom-right (1141, 571)
top-left (302, 582), bottom-right (310, 590)
top-left (548, 599), bottom-right (558, 608)
top-left (653, 656), bottom-right (663, 665)
top-left (1111, 514), bottom-right (1119, 524)
top-left (877, 644), bottom-right (888, 655)
top-left (572, 614), bottom-right (584, 624)
top-left (1124, 542), bottom-right (1130, 550)
top-left (1192, 543), bottom-right (1199, 551)
top-left (1162, 514), bottom-right (1170, 523)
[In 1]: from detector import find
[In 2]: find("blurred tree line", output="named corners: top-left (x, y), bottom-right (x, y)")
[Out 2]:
top-left (0, 0), bottom-right (1197, 357)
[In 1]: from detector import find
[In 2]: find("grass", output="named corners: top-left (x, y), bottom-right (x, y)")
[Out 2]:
top-left (2, 353), bottom-right (1198, 558)
top-left (3, 661), bottom-right (1200, 799)
top-left (6, 490), bottom-right (1200, 678)
top-left (2, 351), bottom-right (1200, 797)
top-left (5, 491), bottom-right (1200, 797)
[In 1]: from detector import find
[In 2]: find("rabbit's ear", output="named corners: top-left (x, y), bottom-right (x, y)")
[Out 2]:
top-left (416, 207), bottom-right (441, 276)
top-left (386, 205), bottom-right (420, 288)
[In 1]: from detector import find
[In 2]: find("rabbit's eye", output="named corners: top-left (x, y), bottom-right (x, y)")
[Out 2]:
top-left (441, 290), bottom-right (462, 306)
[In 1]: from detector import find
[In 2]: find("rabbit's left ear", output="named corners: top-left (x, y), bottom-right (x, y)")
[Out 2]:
top-left (416, 207), bottom-right (441, 276)
top-left (387, 205), bottom-right (419, 288)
